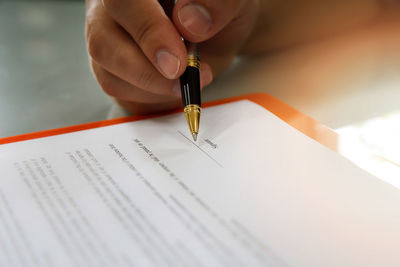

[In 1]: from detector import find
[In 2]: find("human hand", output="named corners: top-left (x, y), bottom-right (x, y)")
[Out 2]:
top-left (85, 0), bottom-right (259, 114)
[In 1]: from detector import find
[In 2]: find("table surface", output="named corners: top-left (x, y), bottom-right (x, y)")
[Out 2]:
top-left (1, 1), bottom-right (399, 184)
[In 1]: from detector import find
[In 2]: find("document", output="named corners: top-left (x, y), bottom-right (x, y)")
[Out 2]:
top-left (1, 100), bottom-right (400, 267)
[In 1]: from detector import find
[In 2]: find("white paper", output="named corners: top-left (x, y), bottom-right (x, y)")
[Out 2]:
top-left (1, 100), bottom-right (400, 267)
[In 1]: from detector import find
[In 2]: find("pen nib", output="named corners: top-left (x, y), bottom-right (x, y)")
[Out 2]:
top-left (192, 132), bottom-right (198, 142)
top-left (184, 104), bottom-right (201, 142)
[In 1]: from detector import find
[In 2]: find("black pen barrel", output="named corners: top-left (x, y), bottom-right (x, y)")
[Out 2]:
top-left (180, 42), bottom-right (201, 141)
top-left (180, 66), bottom-right (201, 107)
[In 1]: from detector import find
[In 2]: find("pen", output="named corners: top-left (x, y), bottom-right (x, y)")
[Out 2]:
top-left (180, 41), bottom-right (201, 142)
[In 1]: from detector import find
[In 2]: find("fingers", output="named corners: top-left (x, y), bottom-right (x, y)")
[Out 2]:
top-left (173, 0), bottom-right (245, 42)
top-left (91, 60), bottom-right (213, 103)
top-left (199, 62), bottom-right (213, 88)
top-left (115, 99), bottom-right (181, 115)
top-left (85, 0), bottom-right (216, 115)
top-left (101, 0), bottom-right (187, 79)
top-left (90, 61), bottom-right (178, 104)
top-left (172, 0), bottom-right (259, 76)
top-left (86, 3), bottom-right (179, 96)
top-left (92, 61), bottom-right (212, 115)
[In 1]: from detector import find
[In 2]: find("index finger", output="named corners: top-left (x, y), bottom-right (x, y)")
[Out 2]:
top-left (102, 0), bottom-right (187, 79)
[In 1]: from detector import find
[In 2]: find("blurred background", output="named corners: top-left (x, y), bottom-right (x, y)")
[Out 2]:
top-left (0, 0), bottom-right (399, 184)
top-left (0, 0), bottom-right (112, 138)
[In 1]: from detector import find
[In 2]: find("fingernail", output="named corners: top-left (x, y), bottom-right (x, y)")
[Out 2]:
top-left (156, 50), bottom-right (180, 79)
top-left (178, 3), bottom-right (212, 36)
top-left (172, 80), bottom-right (181, 97)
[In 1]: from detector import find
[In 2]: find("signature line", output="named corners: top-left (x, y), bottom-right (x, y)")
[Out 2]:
top-left (177, 131), bottom-right (224, 168)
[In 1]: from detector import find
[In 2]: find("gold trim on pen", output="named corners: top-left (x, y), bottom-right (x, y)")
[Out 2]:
top-left (187, 56), bottom-right (200, 69)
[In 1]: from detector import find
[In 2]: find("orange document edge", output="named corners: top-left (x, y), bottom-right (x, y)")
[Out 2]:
top-left (0, 93), bottom-right (338, 151)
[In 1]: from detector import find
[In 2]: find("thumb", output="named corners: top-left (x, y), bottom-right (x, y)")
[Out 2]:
top-left (172, 0), bottom-right (245, 42)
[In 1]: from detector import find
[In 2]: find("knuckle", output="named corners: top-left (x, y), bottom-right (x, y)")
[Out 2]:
top-left (93, 68), bottom-right (117, 97)
top-left (135, 69), bottom-right (155, 91)
top-left (134, 19), bottom-right (158, 47)
top-left (112, 51), bottom-right (130, 73)
top-left (100, 77), bottom-right (117, 97)
top-left (87, 31), bottom-right (106, 63)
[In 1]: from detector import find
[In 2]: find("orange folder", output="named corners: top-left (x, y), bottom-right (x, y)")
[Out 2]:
top-left (0, 93), bottom-right (337, 151)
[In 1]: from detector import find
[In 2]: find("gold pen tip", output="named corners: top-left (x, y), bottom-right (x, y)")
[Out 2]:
top-left (184, 104), bottom-right (201, 142)
top-left (192, 132), bottom-right (198, 142)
